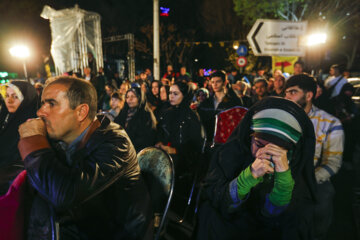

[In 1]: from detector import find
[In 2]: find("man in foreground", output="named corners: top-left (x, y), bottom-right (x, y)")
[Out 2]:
top-left (18, 77), bottom-right (152, 239)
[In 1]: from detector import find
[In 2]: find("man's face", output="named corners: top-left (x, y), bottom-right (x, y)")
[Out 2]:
top-left (199, 69), bottom-right (204, 76)
top-left (84, 68), bottom-right (91, 75)
top-left (254, 81), bottom-right (266, 97)
top-left (180, 67), bottom-right (186, 76)
top-left (285, 86), bottom-right (307, 109)
top-left (294, 64), bottom-right (303, 75)
top-left (167, 65), bottom-right (173, 73)
top-left (329, 67), bottom-right (339, 76)
top-left (210, 77), bottom-right (225, 93)
top-left (37, 84), bottom-right (79, 143)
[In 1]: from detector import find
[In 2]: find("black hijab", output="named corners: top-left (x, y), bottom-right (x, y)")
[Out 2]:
top-left (0, 81), bottom-right (38, 163)
top-left (225, 97), bottom-right (317, 202)
top-left (0, 80), bottom-right (38, 194)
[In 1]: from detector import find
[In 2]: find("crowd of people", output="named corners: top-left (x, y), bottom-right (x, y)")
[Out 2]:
top-left (0, 60), bottom-right (359, 240)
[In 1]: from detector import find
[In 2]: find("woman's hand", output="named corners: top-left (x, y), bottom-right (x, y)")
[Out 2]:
top-left (256, 144), bottom-right (289, 172)
top-left (250, 158), bottom-right (274, 179)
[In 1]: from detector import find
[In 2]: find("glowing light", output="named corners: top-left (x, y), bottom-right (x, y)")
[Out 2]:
top-left (306, 33), bottom-right (327, 46)
top-left (233, 41), bottom-right (239, 50)
top-left (9, 45), bottom-right (30, 59)
top-left (160, 7), bottom-right (170, 17)
top-left (0, 72), bottom-right (8, 78)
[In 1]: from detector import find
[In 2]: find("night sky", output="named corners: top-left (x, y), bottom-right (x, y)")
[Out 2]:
top-left (1, 0), bottom-right (240, 77)
top-left (0, 0), bottom-right (357, 78)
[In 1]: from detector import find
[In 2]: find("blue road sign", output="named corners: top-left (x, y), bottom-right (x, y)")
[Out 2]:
top-left (237, 45), bottom-right (248, 56)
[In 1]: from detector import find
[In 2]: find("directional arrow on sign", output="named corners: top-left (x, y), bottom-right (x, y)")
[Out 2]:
top-left (247, 19), bottom-right (307, 56)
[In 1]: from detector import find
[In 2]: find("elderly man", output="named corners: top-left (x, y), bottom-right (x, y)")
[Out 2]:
top-left (18, 77), bottom-right (152, 239)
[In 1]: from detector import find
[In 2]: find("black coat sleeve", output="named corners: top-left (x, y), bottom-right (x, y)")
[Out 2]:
top-left (203, 140), bottom-right (251, 218)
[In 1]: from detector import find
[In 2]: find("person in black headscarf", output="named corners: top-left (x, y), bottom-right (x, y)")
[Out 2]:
top-left (156, 81), bottom-right (205, 176)
top-left (196, 97), bottom-right (317, 240)
top-left (114, 86), bottom-right (157, 153)
top-left (147, 80), bottom-right (163, 119)
top-left (156, 84), bottom-right (171, 119)
top-left (0, 80), bottom-right (38, 195)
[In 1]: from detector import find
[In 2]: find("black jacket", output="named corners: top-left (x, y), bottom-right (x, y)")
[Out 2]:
top-left (158, 104), bottom-right (204, 173)
top-left (197, 97), bottom-right (317, 240)
top-left (20, 116), bottom-right (153, 240)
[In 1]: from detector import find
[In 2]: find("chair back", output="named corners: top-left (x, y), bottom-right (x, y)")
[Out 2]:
top-left (137, 147), bottom-right (175, 240)
top-left (213, 106), bottom-right (248, 146)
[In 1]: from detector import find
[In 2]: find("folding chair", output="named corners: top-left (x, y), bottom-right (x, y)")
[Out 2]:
top-left (137, 147), bottom-right (175, 240)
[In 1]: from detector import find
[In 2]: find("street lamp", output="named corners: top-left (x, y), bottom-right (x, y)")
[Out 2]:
top-left (304, 32), bottom-right (327, 77)
top-left (9, 45), bottom-right (30, 80)
top-left (233, 41), bottom-right (239, 50)
top-left (306, 33), bottom-right (327, 46)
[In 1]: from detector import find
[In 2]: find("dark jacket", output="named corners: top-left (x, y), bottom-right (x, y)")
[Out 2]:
top-left (197, 92), bottom-right (243, 143)
top-left (19, 115), bottom-right (153, 240)
top-left (197, 97), bottom-right (317, 240)
top-left (115, 104), bottom-right (157, 153)
top-left (158, 104), bottom-right (204, 173)
top-left (0, 81), bottom-right (38, 195)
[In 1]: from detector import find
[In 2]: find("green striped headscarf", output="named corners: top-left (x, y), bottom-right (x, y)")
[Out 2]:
top-left (251, 109), bottom-right (302, 145)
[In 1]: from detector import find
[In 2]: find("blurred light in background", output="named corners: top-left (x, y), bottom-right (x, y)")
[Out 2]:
top-left (306, 33), bottom-right (327, 46)
top-left (9, 45), bottom-right (30, 59)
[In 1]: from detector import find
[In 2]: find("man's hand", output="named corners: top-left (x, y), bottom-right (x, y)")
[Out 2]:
top-left (155, 142), bottom-right (177, 155)
top-left (256, 143), bottom-right (289, 172)
top-left (251, 158), bottom-right (274, 179)
top-left (19, 118), bottom-right (47, 139)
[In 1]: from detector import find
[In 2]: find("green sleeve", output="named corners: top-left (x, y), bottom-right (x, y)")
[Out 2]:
top-left (237, 166), bottom-right (263, 200)
top-left (268, 169), bottom-right (295, 206)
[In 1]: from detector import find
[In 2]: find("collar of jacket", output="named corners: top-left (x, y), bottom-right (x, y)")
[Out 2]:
top-left (77, 115), bottom-right (104, 150)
